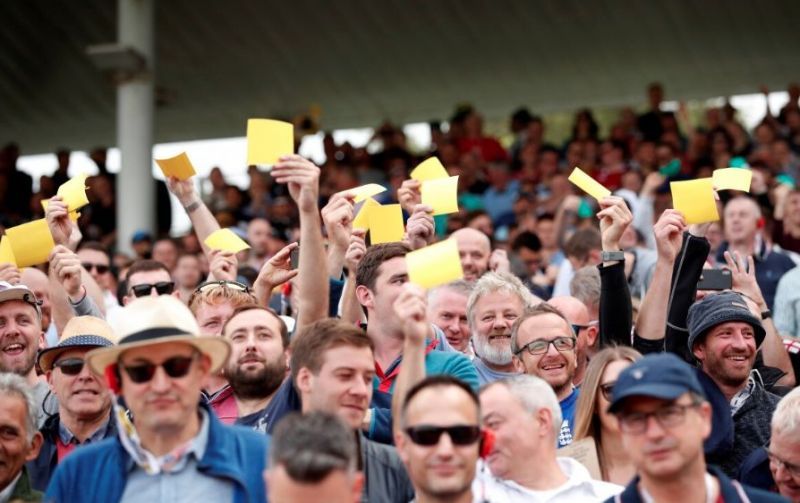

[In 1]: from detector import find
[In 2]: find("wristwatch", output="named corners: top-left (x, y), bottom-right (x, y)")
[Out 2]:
top-left (601, 250), bottom-right (625, 262)
top-left (761, 309), bottom-right (772, 320)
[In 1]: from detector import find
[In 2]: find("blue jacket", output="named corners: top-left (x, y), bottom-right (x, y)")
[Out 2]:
top-left (44, 404), bottom-right (269, 503)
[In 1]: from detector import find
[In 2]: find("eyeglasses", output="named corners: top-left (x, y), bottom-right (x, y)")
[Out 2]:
top-left (53, 358), bottom-right (86, 376)
top-left (617, 402), bottom-right (701, 434)
top-left (571, 320), bottom-right (597, 335)
top-left (121, 353), bottom-right (198, 383)
top-left (405, 425), bottom-right (481, 446)
top-left (188, 280), bottom-right (252, 305)
top-left (130, 281), bottom-right (175, 298)
top-left (767, 451), bottom-right (800, 478)
top-left (82, 263), bottom-right (110, 274)
top-left (599, 381), bottom-right (615, 401)
top-left (515, 336), bottom-right (576, 356)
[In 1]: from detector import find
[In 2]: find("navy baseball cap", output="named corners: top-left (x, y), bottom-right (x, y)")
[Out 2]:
top-left (608, 353), bottom-right (706, 413)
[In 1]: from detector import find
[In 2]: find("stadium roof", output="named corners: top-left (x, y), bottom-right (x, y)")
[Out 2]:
top-left (3, 0), bottom-right (800, 154)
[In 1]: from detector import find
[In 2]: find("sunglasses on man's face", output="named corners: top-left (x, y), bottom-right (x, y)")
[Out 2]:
top-left (82, 263), bottom-right (110, 275)
top-left (121, 354), bottom-right (198, 384)
top-left (130, 281), bottom-right (175, 298)
top-left (404, 424), bottom-right (481, 446)
top-left (53, 358), bottom-right (86, 376)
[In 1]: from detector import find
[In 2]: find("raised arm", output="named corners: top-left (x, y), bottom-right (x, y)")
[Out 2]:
top-left (272, 155), bottom-right (327, 331)
top-left (166, 176), bottom-right (220, 255)
top-left (596, 196), bottom-right (633, 347)
top-left (340, 229), bottom-right (367, 325)
top-left (404, 204), bottom-right (435, 250)
top-left (254, 242), bottom-right (299, 307)
top-left (321, 192), bottom-right (355, 279)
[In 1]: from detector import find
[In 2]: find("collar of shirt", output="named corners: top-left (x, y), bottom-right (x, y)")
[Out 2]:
top-left (0, 471), bottom-right (21, 503)
top-left (58, 415), bottom-right (111, 446)
top-left (729, 374), bottom-right (756, 416)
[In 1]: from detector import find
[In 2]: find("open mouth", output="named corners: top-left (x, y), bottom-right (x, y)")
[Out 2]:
top-left (2, 343), bottom-right (25, 355)
top-left (488, 334), bottom-right (510, 342)
top-left (73, 389), bottom-right (99, 396)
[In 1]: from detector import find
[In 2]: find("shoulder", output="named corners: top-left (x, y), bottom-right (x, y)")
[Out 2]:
top-left (363, 437), bottom-right (403, 468)
top-left (740, 483), bottom-right (788, 502)
top-left (425, 351), bottom-right (479, 384)
top-left (47, 438), bottom-right (124, 496)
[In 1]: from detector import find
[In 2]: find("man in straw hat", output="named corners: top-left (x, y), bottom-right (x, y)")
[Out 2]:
top-left (28, 316), bottom-right (116, 491)
top-left (44, 295), bottom-right (268, 502)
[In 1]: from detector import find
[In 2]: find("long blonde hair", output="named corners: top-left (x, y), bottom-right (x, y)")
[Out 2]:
top-left (573, 346), bottom-right (641, 480)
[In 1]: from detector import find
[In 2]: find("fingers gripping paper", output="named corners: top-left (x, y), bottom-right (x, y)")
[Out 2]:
top-left (568, 167), bottom-right (611, 201)
top-left (670, 178), bottom-right (719, 224)
top-left (712, 168), bottom-right (752, 192)
top-left (411, 157), bottom-right (449, 181)
top-left (155, 152), bottom-right (197, 180)
top-left (5, 219), bottom-right (55, 267)
top-left (247, 119), bottom-right (294, 166)
top-left (204, 228), bottom-right (251, 253)
top-left (406, 239), bottom-right (464, 289)
top-left (368, 204), bottom-right (404, 244)
top-left (421, 176), bottom-right (459, 215)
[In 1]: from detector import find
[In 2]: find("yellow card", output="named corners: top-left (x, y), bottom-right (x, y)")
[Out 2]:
top-left (56, 174), bottom-right (90, 211)
top-left (0, 237), bottom-right (17, 266)
top-left (204, 228), bottom-right (251, 253)
top-left (342, 183), bottom-right (387, 204)
top-left (712, 168), bottom-right (752, 192)
top-left (670, 178), bottom-right (719, 224)
top-left (352, 198), bottom-right (379, 230)
top-left (568, 167), bottom-right (611, 201)
top-left (421, 176), bottom-right (459, 215)
top-left (247, 119), bottom-right (294, 166)
top-left (406, 239), bottom-right (464, 289)
top-left (155, 152), bottom-right (196, 180)
top-left (368, 204), bottom-right (404, 244)
top-left (5, 219), bottom-right (55, 268)
top-left (411, 157), bottom-right (449, 181)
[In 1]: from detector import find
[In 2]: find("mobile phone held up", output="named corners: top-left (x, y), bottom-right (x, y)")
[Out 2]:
top-left (697, 269), bottom-right (732, 291)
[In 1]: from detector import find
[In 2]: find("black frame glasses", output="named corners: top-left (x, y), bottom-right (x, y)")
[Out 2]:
top-left (515, 336), bottom-right (577, 356)
top-left (130, 281), bottom-right (176, 298)
top-left (121, 353), bottom-right (198, 383)
top-left (82, 262), bottom-right (110, 274)
top-left (404, 425), bottom-right (481, 446)
top-left (617, 402), bottom-right (701, 434)
top-left (53, 358), bottom-right (86, 376)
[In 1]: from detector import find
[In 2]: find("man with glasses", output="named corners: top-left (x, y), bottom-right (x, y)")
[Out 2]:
top-left (606, 353), bottom-right (783, 503)
top-left (548, 295), bottom-right (598, 386)
top-left (45, 295), bottom-right (268, 502)
top-left (76, 242), bottom-right (119, 312)
top-left (28, 316), bottom-right (116, 491)
top-left (510, 303), bottom-right (580, 447)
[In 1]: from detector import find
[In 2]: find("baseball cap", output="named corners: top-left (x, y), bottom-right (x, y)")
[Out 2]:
top-left (0, 281), bottom-right (42, 320)
top-left (608, 353), bottom-right (706, 413)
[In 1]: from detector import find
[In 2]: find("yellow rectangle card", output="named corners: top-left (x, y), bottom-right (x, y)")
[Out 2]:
top-left (246, 119), bottom-right (294, 166)
top-left (155, 152), bottom-right (197, 180)
top-left (410, 157), bottom-right (449, 181)
top-left (352, 198), bottom-right (379, 230)
top-left (670, 178), bottom-right (719, 225)
top-left (568, 167), bottom-right (611, 201)
top-left (204, 228), bottom-right (251, 253)
top-left (342, 184), bottom-right (387, 204)
top-left (712, 168), bottom-right (752, 192)
top-left (56, 174), bottom-right (90, 211)
top-left (421, 176), bottom-right (459, 215)
top-left (406, 239), bottom-right (464, 289)
top-left (0, 237), bottom-right (17, 266)
top-left (368, 204), bottom-right (404, 244)
top-left (5, 219), bottom-right (56, 268)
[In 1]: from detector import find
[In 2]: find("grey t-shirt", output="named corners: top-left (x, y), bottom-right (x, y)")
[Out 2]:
top-left (472, 358), bottom-right (518, 386)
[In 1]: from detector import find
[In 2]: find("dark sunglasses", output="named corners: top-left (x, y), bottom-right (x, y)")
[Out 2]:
top-left (130, 281), bottom-right (175, 298)
top-left (82, 263), bottom-right (110, 274)
top-left (53, 358), bottom-right (86, 376)
top-left (121, 354), bottom-right (198, 383)
top-left (405, 425), bottom-right (481, 446)
top-left (599, 381), bottom-right (616, 401)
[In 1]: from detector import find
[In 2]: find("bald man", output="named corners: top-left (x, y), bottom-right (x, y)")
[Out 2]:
top-left (452, 228), bottom-right (509, 281)
top-left (547, 296), bottom-right (598, 386)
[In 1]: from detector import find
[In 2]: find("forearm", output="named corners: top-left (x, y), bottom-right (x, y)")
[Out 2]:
top-left (598, 261), bottom-right (633, 347)
top-left (761, 317), bottom-right (796, 387)
top-left (296, 210), bottom-right (328, 330)
top-left (339, 274), bottom-right (364, 324)
top-left (70, 290), bottom-right (104, 318)
top-left (326, 246), bottom-right (346, 280)
top-left (183, 198), bottom-right (221, 255)
top-left (636, 259), bottom-right (673, 341)
top-left (81, 270), bottom-right (106, 316)
top-left (665, 233), bottom-right (709, 362)
top-left (391, 338), bottom-right (426, 435)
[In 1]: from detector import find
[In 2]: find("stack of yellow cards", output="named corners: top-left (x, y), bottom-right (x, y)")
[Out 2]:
top-left (204, 228), bottom-right (251, 253)
top-left (155, 152), bottom-right (197, 180)
top-left (406, 239), bottom-right (464, 289)
top-left (247, 119), bottom-right (294, 167)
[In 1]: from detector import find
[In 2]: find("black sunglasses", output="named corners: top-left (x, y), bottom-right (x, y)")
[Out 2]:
top-left (53, 358), bottom-right (86, 376)
top-left (405, 425), bottom-right (481, 446)
top-left (130, 281), bottom-right (175, 298)
top-left (121, 354), bottom-right (198, 383)
top-left (82, 262), bottom-right (110, 274)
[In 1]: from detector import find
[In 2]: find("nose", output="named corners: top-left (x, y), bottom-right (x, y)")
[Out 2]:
top-left (643, 414), bottom-right (667, 439)
top-left (149, 365), bottom-right (172, 391)
top-left (434, 432), bottom-right (456, 457)
top-left (349, 377), bottom-right (369, 399)
top-left (545, 341), bottom-right (560, 356)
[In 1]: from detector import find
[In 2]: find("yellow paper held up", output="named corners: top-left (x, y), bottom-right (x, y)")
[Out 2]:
top-left (204, 228), bottom-right (251, 253)
top-left (568, 167), bottom-right (611, 201)
top-left (670, 178), bottom-right (719, 225)
top-left (406, 239), bottom-right (464, 289)
top-left (0, 237), bottom-right (16, 266)
top-left (410, 157), bottom-right (449, 181)
top-left (55, 174), bottom-right (90, 211)
top-left (155, 152), bottom-right (197, 180)
top-left (368, 204), bottom-right (404, 244)
top-left (352, 198), bottom-right (379, 230)
top-left (5, 219), bottom-right (56, 268)
top-left (712, 168), bottom-right (752, 192)
top-left (247, 119), bottom-right (294, 166)
top-left (421, 176), bottom-right (459, 216)
top-left (342, 183), bottom-right (387, 204)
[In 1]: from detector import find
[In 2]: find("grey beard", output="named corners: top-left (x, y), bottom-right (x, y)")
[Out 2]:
top-left (472, 335), bottom-right (513, 366)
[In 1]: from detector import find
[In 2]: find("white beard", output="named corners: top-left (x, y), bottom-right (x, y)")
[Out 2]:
top-left (472, 334), bottom-right (513, 366)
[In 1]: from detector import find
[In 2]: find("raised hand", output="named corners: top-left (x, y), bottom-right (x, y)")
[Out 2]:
top-left (653, 209), bottom-right (687, 264)
top-left (397, 179), bottom-right (422, 214)
top-left (723, 250), bottom-right (767, 310)
top-left (271, 155), bottom-right (321, 214)
top-left (49, 245), bottom-right (84, 300)
top-left (257, 242), bottom-right (299, 291)
top-left (597, 196), bottom-right (633, 251)
top-left (489, 249), bottom-right (510, 274)
top-left (393, 283), bottom-right (428, 344)
top-left (404, 204), bottom-right (435, 250)
top-left (322, 192), bottom-right (355, 252)
top-left (207, 249), bottom-right (238, 282)
top-left (344, 229), bottom-right (367, 274)
top-left (0, 263), bottom-right (21, 284)
top-left (45, 196), bottom-right (82, 250)
top-left (166, 176), bottom-right (198, 207)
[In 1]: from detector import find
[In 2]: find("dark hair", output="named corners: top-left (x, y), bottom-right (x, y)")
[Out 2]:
top-left (355, 242), bottom-right (410, 291)
top-left (400, 375), bottom-right (480, 428)
top-left (77, 241), bottom-right (111, 258)
top-left (222, 303), bottom-right (289, 348)
top-left (290, 318), bottom-right (374, 384)
top-left (563, 229), bottom-right (601, 262)
top-left (510, 303), bottom-right (573, 354)
top-left (511, 231), bottom-right (542, 253)
top-left (269, 412), bottom-right (357, 482)
top-left (124, 259), bottom-right (171, 283)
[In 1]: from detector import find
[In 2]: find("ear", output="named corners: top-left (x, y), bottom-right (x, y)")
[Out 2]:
top-left (173, 290), bottom-right (182, 300)
top-left (698, 401), bottom-right (713, 440)
top-left (25, 431), bottom-right (43, 461)
top-left (123, 295), bottom-right (132, 306)
top-left (393, 430), bottom-right (409, 464)
top-left (46, 370), bottom-right (55, 391)
top-left (355, 285), bottom-right (374, 310)
top-left (585, 326), bottom-right (599, 349)
top-left (588, 249), bottom-right (602, 266)
top-left (512, 355), bottom-right (525, 373)
top-left (197, 353), bottom-right (212, 378)
top-left (537, 406), bottom-right (553, 438)
top-left (692, 342), bottom-right (705, 363)
top-left (295, 367), bottom-right (313, 396)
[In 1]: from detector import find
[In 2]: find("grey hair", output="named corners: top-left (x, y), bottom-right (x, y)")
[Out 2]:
top-left (490, 374), bottom-right (562, 441)
top-left (0, 373), bottom-right (38, 442)
top-left (570, 266), bottom-right (601, 311)
top-left (771, 386), bottom-right (800, 437)
top-left (269, 412), bottom-right (357, 482)
top-left (467, 272), bottom-right (536, 332)
top-left (428, 280), bottom-right (474, 307)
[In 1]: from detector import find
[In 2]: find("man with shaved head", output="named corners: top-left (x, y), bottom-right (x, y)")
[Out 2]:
top-left (547, 296), bottom-right (597, 385)
top-left (452, 228), bottom-right (491, 281)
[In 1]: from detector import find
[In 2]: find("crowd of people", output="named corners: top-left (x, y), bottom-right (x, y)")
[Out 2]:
top-left (0, 81), bottom-right (799, 502)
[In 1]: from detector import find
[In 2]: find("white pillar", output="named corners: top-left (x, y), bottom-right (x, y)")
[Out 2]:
top-left (116, 0), bottom-right (155, 254)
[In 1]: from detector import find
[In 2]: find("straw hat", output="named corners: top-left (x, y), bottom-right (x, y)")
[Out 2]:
top-left (37, 316), bottom-right (114, 372)
top-left (86, 295), bottom-right (230, 375)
